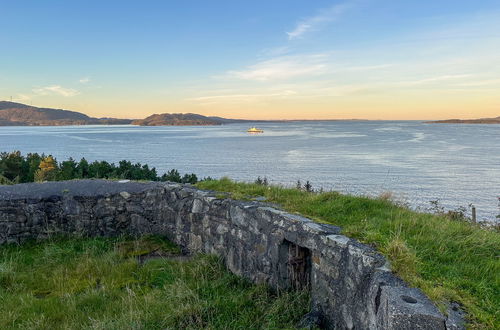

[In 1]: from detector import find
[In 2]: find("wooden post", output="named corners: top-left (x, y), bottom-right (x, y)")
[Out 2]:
top-left (471, 206), bottom-right (476, 223)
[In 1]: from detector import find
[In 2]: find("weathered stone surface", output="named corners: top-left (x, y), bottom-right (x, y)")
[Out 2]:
top-left (445, 303), bottom-right (467, 330)
top-left (297, 311), bottom-right (324, 329)
top-left (0, 179), bottom-right (463, 329)
top-left (120, 191), bottom-right (131, 199)
top-left (377, 286), bottom-right (446, 330)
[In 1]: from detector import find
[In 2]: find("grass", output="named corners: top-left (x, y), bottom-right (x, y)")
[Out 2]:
top-left (0, 235), bottom-right (309, 329)
top-left (197, 178), bottom-right (500, 329)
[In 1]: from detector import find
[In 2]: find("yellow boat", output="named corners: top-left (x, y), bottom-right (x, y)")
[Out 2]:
top-left (247, 127), bottom-right (264, 133)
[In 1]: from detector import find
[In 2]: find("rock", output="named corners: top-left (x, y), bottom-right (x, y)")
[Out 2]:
top-left (120, 191), bottom-right (131, 199)
top-left (445, 302), bottom-right (466, 330)
top-left (377, 286), bottom-right (446, 330)
top-left (191, 199), bottom-right (204, 213)
top-left (296, 311), bottom-right (324, 329)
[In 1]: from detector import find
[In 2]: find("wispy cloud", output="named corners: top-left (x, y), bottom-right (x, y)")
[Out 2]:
top-left (79, 77), bottom-right (90, 84)
top-left (227, 54), bottom-right (330, 81)
top-left (400, 74), bottom-right (473, 86)
top-left (335, 64), bottom-right (395, 72)
top-left (454, 78), bottom-right (500, 87)
top-left (286, 2), bottom-right (352, 40)
top-left (189, 90), bottom-right (297, 103)
top-left (33, 85), bottom-right (80, 97)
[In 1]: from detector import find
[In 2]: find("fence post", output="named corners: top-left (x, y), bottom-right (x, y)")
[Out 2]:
top-left (471, 206), bottom-right (476, 223)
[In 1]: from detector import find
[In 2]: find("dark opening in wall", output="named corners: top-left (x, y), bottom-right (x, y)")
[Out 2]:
top-left (278, 240), bottom-right (311, 290)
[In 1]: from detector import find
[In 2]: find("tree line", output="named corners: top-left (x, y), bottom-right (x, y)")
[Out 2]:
top-left (0, 151), bottom-right (201, 185)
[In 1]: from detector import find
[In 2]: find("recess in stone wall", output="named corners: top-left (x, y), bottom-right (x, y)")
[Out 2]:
top-left (278, 239), bottom-right (312, 290)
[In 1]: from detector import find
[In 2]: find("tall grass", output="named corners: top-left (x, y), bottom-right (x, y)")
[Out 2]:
top-left (0, 236), bottom-right (309, 329)
top-left (197, 178), bottom-right (500, 329)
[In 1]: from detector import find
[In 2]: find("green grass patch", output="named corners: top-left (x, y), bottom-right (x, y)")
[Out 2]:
top-left (197, 178), bottom-right (500, 329)
top-left (0, 236), bottom-right (309, 329)
top-left (114, 234), bottom-right (181, 258)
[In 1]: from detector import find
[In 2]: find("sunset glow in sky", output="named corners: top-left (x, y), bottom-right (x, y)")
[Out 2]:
top-left (2, 0), bottom-right (500, 120)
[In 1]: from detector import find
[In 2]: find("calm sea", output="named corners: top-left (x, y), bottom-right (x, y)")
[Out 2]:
top-left (1, 121), bottom-right (499, 221)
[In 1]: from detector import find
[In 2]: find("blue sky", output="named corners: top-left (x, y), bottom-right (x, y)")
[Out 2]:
top-left (1, 0), bottom-right (500, 119)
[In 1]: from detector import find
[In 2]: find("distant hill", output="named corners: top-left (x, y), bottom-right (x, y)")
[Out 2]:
top-left (0, 101), bottom-right (132, 126)
top-left (426, 116), bottom-right (500, 124)
top-left (0, 101), bottom-right (260, 127)
top-left (132, 113), bottom-right (224, 126)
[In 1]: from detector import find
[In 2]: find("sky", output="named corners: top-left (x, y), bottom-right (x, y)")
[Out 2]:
top-left (1, 0), bottom-right (500, 120)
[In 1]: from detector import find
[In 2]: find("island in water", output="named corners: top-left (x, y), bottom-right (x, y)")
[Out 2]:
top-left (0, 101), bottom-right (133, 126)
top-left (131, 113), bottom-right (256, 126)
top-left (132, 113), bottom-right (221, 126)
top-left (0, 101), bottom-right (253, 126)
top-left (426, 116), bottom-right (500, 124)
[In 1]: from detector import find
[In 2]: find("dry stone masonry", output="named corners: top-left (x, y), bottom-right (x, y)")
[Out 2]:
top-left (0, 180), bottom-right (463, 329)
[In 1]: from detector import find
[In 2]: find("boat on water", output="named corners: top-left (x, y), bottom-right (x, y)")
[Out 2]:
top-left (247, 127), bottom-right (264, 133)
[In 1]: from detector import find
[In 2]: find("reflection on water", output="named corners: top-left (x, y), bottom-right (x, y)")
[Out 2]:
top-left (1, 121), bottom-right (499, 221)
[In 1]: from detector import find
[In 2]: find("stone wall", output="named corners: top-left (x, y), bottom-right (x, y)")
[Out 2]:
top-left (0, 180), bottom-right (460, 329)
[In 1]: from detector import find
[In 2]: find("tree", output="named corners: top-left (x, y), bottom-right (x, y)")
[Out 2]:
top-left (161, 169), bottom-right (181, 182)
top-left (58, 158), bottom-right (77, 180)
top-left (76, 158), bottom-right (89, 178)
top-left (181, 173), bottom-right (198, 184)
top-left (141, 164), bottom-right (158, 181)
top-left (24, 153), bottom-right (42, 183)
top-left (89, 160), bottom-right (113, 178)
top-left (116, 160), bottom-right (134, 179)
top-left (34, 156), bottom-right (58, 182)
top-left (0, 151), bottom-right (23, 182)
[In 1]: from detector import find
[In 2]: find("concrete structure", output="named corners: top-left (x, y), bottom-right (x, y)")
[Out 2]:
top-left (0, 180), bottom-right (463, 329)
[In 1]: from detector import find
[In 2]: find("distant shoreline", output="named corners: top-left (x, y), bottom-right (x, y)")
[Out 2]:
top-left (1, 101), bottom-right (374, 126)
top-left (0, 119), bottom-right (458, 127)
top-left (4, 101), bottom-right (499, 125)
top-left (0, 119), bottom-right (412, 127)
top-left (426, 117), bottom-right (500, 124)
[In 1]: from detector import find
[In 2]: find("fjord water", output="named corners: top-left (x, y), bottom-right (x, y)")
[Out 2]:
top-left (1, 121), bottom-right (499, 221)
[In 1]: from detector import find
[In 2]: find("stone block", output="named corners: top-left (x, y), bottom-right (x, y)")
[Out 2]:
top-left (376, 286), bottom-right (446, 330)
top-left (191, 199), bottom-right (204, 214)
